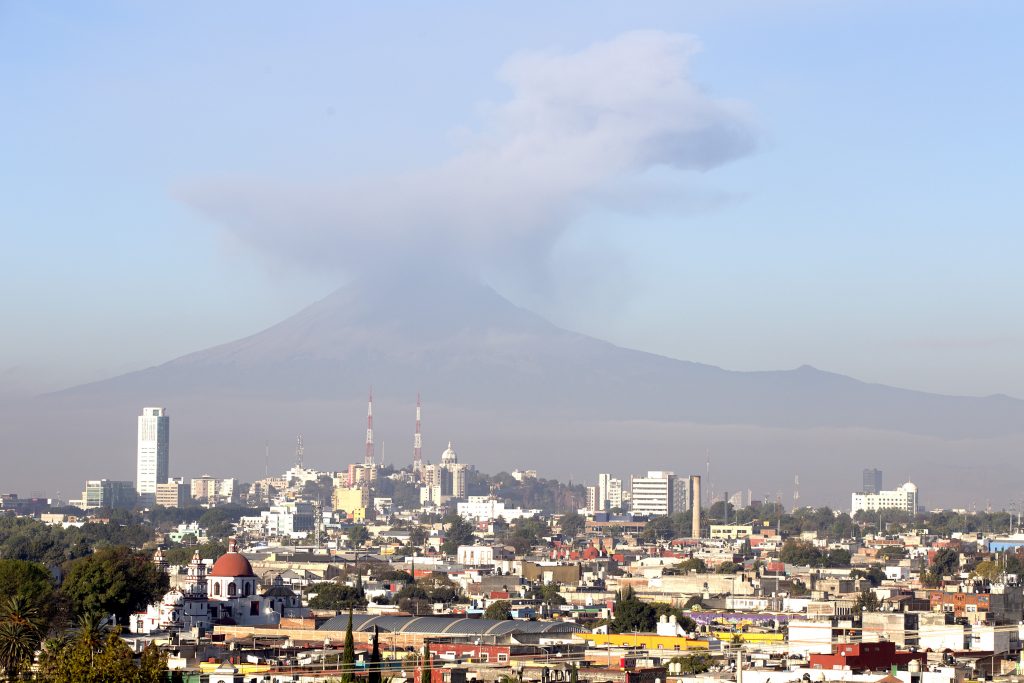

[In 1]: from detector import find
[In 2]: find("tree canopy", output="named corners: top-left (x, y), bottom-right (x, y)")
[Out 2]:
top-left (484, 600), bottom-right (512, 620)
top-left (60, 547), bottom-right (169, 624)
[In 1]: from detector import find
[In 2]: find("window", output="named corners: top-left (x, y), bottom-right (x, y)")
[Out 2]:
top-left (251, 601), bottom-right (259, 616)
top-left (498, 654), bottom-right (508, 662)
top-left (213, 583), bottom-right (221, 596)
top-left (228, 583), bottom-right (237, 597)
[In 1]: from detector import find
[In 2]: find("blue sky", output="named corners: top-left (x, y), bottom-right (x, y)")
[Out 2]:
top-left (2, 1), bottom-right (1022, 396)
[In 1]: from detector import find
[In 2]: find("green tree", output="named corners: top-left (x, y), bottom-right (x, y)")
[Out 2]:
top-left (825, 548), bottom-right (852, 568)
top-left (60, 546), bottom-right (169, 624)
top-left (673, 653), bottom-right (713, 675)
top-left (715, 562), bottom-right (741, 574)
top-left (559, 513), bottom-right (585, 539)
top-left (308, 582), bottom-right (368, 611)
top-left (440, 515), bottom-right (475, 555)
top-left (877, 545), bottom-right (907, 562)
top-left (779, 539), bottom-right (823, 567)
top-left (609, 586), bottom-right (656, 633)
top-left (0, 622), bottom-right (38, 679)
top-left (0, 560), bottom-right (56, 630)
top-left (931, 548), bottom-right (960, 577)
top-left (347, 525), bottom-right (370, 547)
top-left (339, 610), bottom-right (355, 683)
top-left (162, 541), bottom-right (226, 566)
top-left (854, 588), bottom-right (880, 614)
top-left (972, 559), bottom-right (1001, 582)
top-left (409, 527), bottom-right (428, 548)
top-left (677, 558), bottom-right (707, 574)
top-left (484, 600), bottom-right (513, 620)
top-left (39, 627), bottom-right (165, 683)
top-left (529, 582), bottom-right (564, 608)
top-left (367, 625), bottom-right (382, 683)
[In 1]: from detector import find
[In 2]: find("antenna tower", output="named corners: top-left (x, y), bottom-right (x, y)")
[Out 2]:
top-left (793, 475), bottom-right (800, 508)
top-left (296, 434), bottom-right (304, 468)
top-left (413, 393), bottom-right (423, 475)
top-left (365, 388), bottom-right (375, 466)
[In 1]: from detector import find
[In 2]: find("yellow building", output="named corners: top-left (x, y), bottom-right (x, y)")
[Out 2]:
top-left (574, 633), bottom-right (710, 651)
top-left (333, 486), bottom-right (369, 514)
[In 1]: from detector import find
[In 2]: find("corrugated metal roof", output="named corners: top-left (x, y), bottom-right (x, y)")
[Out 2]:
top-left (317, 614), bottom-right (586, 636)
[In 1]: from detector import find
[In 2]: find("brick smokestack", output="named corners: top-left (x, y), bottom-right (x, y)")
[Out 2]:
top-left (691, 475), bottom-right (702, 538)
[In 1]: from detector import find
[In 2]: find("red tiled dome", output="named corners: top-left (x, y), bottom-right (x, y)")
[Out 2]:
top-left (210, 543), bottom-right (255, 577)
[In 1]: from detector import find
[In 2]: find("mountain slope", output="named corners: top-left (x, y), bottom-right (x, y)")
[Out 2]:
top-left (62, 274), bottom-right (1024, 440)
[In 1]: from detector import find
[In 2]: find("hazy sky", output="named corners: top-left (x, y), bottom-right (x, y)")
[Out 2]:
top-left (3, 2), bottom-right (1022, 397)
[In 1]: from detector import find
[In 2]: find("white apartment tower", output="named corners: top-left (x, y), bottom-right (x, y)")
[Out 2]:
top-left (596, 473), bottom-right (623, 512)
top-left (137, 407), bottom-right (169, 505)
top-left (631, 471), bottom-right (675, 517)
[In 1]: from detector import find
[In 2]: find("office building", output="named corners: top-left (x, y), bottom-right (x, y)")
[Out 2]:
top-left (630, 471), bottom-right (698, 517)
top-left (136, 407), bottom-right (169, 505)
top-left (631, 471), bottom-right (675, 517)
top-left (862, 468), bottom-right (883, 495)
top-left (596, 473), bottom-right (623, 511)
top-left (191, 476), bottom-right (236, 506)
top-left (155, 478), bottom-right (190, 508)
top-left (81, 479), bottom-right (137, 510)
top-left (419, 442), bottom-right (469, 505)
top-left (851, 481), bottom-right (919, 514)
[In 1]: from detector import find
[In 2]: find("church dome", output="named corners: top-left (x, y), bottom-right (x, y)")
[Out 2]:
top-left (210, 540), bottom-right (256, 578)
top-left (441, 441), bottom-right (457, 464)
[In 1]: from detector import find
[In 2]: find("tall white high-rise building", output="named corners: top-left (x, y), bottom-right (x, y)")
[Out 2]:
top-left (596, 473), bottom-right (623, 512)
top-left (137, 407), bottom-right (170, 505)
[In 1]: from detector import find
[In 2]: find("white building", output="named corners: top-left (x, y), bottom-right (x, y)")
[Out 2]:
top-left (851, 482), bottom-right (919, 515)
top-left (630, 471), bottom-right (674, 516)
top-left (191, 476), bottom-right (236, 505)
top-left (420, 442), bottom-right (469, 505)
top-left (240, 502), bottom-right (315, 538)
top-left (457, 496), bottom-right (538, 522)
top-left (136, 407), bottom-right (169, 506)
top-left (596, 473), bottom-right (623, 511)
top-left (131, 541), bottom-right (305, 635)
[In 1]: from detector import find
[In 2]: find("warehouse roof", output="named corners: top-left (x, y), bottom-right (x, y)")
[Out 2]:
top-left (318, 614), bottom-right (586, 636)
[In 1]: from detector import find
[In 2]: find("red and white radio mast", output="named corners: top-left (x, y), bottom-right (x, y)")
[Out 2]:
top-left (413, 393), bottom-right (423, 475)
top-left (364, 388), bottom-right (375, 466)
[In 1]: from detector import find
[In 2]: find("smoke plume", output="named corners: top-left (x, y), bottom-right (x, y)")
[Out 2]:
top-left (181, 31), bottom-right (755, 276)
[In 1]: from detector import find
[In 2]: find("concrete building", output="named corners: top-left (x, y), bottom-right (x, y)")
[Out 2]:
top-left (852, 482), bottom-right (919, 515)
top-left (240, 502), bottom-right (315, 538)
top-left (862, 468), bottom-right (883, 494)
top-left (80, 479), bottom-right (137, 510)
top-left (136, 407), bottom-right (169, 506)
top-left (596, 473), bottom-right (623, 511)
top-left (456, 496), bottom-right (538, 522)
top-left (191, 476), bottom-right (236, 505)
top-left (629, 471), bottom-right (697, 517)
top-left (155, 478), bottom-right (190, 508)
top-left (420, 442), bottom-right (469, 505)
top-left (332, 486), bottom-right (370, 516)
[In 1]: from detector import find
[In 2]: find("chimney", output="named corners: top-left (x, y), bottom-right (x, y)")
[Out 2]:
top-left (691, 475), bottom-right (702, 538)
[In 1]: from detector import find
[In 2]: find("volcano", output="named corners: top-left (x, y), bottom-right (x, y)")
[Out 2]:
top-left (63, 274), bottom-right (1024, 438)
top-left (13, 274), bottom-right (1024, 504)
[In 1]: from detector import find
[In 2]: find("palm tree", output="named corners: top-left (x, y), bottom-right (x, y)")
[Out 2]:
top-left (0, 596), bottom-right (45, 634)
top-left (73, 612), bottom-right (109, 669)
top-left (0, 595), bottom-right (45, 681)
top-left (0, 620), bottom-right (39, 681)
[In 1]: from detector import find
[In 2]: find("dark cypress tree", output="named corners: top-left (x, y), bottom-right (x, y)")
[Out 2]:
top-left (367, 625), bottom-right (382, 683)
top-left (341, 609), bottom-right (355, 683)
